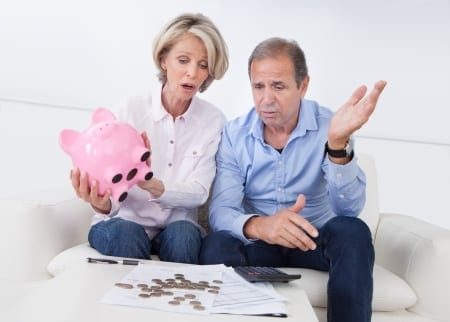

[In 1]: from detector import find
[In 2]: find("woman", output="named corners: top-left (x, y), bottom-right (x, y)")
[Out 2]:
top-left (70, 13), bottom-right (229, 264)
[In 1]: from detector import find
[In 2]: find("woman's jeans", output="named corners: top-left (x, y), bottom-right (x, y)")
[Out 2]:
top-left (88, 217), bottom-right (202, 264)
top-left (200, 216), bottom-right (375, 322)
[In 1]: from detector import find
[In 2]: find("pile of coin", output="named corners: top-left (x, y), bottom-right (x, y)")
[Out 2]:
top-left (114, 273), bottom-right (223, 312)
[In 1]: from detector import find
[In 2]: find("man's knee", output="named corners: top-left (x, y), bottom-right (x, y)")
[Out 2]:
top-left (325, 216), bottom-right (375, 262)
top-left (327, 216), bottom-right (372, 242)
top-left (200, 231), bottom-right (246, 266)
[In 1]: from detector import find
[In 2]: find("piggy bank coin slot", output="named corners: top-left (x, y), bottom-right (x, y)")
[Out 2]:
top-left (112, 174), bottom-right (123, 184)
top-left (141, 151), bottom-right (150, 162)
top-left (127, 168), bottom-right (138, 181)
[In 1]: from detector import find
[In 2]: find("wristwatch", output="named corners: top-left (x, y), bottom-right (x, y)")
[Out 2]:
top-left (325, 140), bottom-right (353, 158)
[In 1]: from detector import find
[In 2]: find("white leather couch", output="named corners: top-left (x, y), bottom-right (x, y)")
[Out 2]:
top-left (1, 154), bottom-right (449, 322)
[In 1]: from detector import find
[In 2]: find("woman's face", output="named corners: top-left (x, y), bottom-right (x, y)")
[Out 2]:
top-left (161, 33), bottom-right (209, 101)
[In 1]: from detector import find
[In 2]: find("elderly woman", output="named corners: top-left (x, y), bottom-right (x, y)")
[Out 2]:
top-left (70, 13), bottom-right (229, 264)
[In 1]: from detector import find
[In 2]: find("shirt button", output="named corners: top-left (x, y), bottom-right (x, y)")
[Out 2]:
top-left (170, 140), bottom-right (174, 144)
top-left (193, 151), bottom-right (197, 155)
top-left (336, 173), bottom-right (343, 178)
top-left (278, 187), bottom-right (282, 192)
top-left (339, 194), bottom-right (345, 199)
top-left (168, 163), bottom-right (172, 167)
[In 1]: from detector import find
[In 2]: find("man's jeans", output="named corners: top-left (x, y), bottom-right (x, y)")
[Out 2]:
top-left (200, 216), bottom-right (375, 322)
top-left (88, 218), bottom-right (202, 264)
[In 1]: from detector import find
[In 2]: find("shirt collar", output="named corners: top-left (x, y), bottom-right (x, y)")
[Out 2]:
top-left (151, 85), bottom-right (198, 122)
top-left (249, 99), bottom-right (319, 141)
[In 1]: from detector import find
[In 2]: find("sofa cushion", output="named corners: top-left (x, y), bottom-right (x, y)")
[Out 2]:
top-left (49, 244), bottom-right (417, 312)
top-left (0, 190), bottom-right (91, 281)
top-left (294, 265), bottom-right (417, 311)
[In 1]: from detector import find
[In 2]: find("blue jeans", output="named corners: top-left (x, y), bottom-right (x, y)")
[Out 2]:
top-left (88, 218), bottom-right (202, 264)
top-left (200, 216), bottom-right (374, 322)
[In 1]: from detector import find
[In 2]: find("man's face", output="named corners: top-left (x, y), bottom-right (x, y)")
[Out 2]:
top-left (250, 55), bottom-right (308, 130)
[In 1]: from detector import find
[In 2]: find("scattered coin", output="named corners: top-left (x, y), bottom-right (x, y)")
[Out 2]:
top-left (212, 279), bottom-right (223, 284)
top-left (184, 294), bottom-right (196, 299)
top-left (138, 293), bottom-right (151, 298)
top-left (168, 300), bottom-right (180, 305)
top-left (193, 305), bottom-right (206, 311)
top-left (114, 283), bottom-right (133, 289)
top-left (189, 300), bottom-right (201, 305)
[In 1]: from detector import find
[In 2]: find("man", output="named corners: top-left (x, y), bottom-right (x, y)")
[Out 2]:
top-left (200, 37), bottom-right (387, 322)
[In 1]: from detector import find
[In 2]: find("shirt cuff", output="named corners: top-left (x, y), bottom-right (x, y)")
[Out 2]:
top-left (233, 214), bottom-right (260, 245)
top-left (326, 155), bottom-right (359, 187)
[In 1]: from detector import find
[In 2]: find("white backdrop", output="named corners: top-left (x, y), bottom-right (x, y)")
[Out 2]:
top-left (1, 0), bottom-right (449, 229)
top-left (1, 0), bottom-right (449, 144)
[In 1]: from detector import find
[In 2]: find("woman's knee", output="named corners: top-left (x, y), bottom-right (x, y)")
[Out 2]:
top-left (88, 218), bottom-right (151, 258)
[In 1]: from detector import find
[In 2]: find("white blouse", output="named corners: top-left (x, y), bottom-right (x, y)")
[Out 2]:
top-left (91, 86), bottom-right (226, 238)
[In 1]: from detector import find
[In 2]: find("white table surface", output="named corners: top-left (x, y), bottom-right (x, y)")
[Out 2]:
top-left (3, 261), bottom-right (318, 322)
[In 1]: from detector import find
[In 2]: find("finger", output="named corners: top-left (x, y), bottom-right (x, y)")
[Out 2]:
top-left (280, 228), bottom-right (314, 251)
top-left (70, 168), bottom-right (81, 191)
top-left (287, 195), bottom-right (319, 238)
top-left (78, 171), bottom-right (91, 200)
top-left (367, 80), bottom-right (387, 104)
top-left (90, 181), bottom-right (110, 208)
top-left (346, 85), bottom-right (368, 106)
top-left (287, 194), bottom-right (306, 213)
top-left (356, 80), bottom-right (388, 117)
top-left (289, 213), bottom-right (319, 238)
top-left (284, 224), bottom-right (317, 250)
top-left (90, 179), bottom-right (101, 199)
top-left (141, 131), bottom-right (151, 150)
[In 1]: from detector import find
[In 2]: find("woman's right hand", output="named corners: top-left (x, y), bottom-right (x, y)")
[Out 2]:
top-left (70, 168), bottom-right (112, 214)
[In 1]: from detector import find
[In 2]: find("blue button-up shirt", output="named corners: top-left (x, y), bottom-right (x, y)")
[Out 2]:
top-left (209, 99), bottom-right (366, 244)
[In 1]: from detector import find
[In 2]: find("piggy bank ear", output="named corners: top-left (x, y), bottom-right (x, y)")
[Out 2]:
top-left (59, 129), bottom-right (80, 154)
top-left (92, 107), bottom-right (117, 124)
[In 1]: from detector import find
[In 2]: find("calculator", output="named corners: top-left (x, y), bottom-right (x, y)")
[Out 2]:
top-left (233, 266), bottom-right (302, 283)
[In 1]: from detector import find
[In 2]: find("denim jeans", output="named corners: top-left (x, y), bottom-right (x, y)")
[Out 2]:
top-left (200, 216), bottom-right (375, 322)
top-left (88, 218), bottom-right (202, 264)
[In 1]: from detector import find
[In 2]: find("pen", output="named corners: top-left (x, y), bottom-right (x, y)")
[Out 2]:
top-left (86, 257), bottom-right (140, 265)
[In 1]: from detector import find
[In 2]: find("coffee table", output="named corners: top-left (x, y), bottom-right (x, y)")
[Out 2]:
top-left (3, 260), bottom-right (318, 322)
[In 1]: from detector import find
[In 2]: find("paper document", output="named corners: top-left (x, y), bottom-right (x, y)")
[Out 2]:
top-left (211, 267), bottom-right (287, 316)
top-left (101, 263), bottom-right (287, 316)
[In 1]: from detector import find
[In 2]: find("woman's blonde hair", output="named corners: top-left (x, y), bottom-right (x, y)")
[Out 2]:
top-left (153, 13), bottom-right (229, 92)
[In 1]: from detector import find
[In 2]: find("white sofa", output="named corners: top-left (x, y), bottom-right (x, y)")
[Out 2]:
top-left (1, 153), bottom-right (449, 322)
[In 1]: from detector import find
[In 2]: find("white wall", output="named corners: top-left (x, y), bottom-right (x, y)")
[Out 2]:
top-left (1, 0), bottom-right (449, 229)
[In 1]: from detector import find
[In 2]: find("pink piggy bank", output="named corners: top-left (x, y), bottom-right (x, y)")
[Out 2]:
top-left (59, 107), bottom-right (153, 202)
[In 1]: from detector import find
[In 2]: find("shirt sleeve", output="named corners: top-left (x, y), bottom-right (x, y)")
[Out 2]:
top-left (209, 125), bottom-right (255, 244)
top-left (322, 152), bottom-right (367, 216)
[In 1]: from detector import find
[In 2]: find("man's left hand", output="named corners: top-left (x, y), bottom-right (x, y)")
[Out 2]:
top-left (328, 80), bottom-right (387, 149)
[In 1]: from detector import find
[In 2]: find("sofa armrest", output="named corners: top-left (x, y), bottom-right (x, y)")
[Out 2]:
top-left (374, 212), bottom-right (450, 321)
top-left (0, 188), bottom-right (92, 282)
